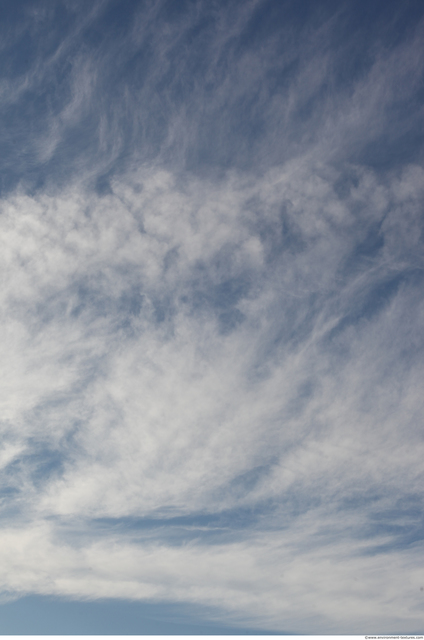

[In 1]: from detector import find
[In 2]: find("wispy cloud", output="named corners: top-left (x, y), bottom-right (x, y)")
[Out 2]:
top-left (0, 0), bottom-right (423, 633)
top-left (0, 157), bottom-right (423, 631)
top-left (0, 1), bottom-right (422, 189)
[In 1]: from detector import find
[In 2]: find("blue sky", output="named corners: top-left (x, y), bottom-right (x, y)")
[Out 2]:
top-left (0, 0), bottom-right (423, 634)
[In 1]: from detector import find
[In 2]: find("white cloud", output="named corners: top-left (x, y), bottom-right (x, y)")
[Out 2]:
top-left (0, 2), bottom-right (423, 631)
top-left (0, 516), bottom-right (422, 634)
top-left (0, 157), bottom-right (422, 631)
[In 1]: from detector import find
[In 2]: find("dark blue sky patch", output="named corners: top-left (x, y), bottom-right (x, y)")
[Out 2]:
top-left (91, 503), bottom-right (274, 533)
top-left (0, 594), bottom-right (283, 635)
top-left (27, 275), bottom-right (146, 333)
top-left (268, 291), bottom-right (323, 352)
top-left (0, 425), bottom-right (83, 503)
top-left (185, 264), bottom-right (252, 331)
top-left (224, 464), bottom-right (276, 502)
top-left (94, 172), bottom-right (114, 196)
top-left (79, 501), bottom-right (284, 548)
top-left (281, 378), bottom-right (316, 421)
top-left (151, 294), bottom-right (175, 325)
top-left (251, 203), bottom-right (308, 266)
top-left (356, 496), bottom-right (424, 556)
top-left (326, 269), bottom-right (423, 347)
top-left (343, 220), bottom-right (386, 271)
top-left (21, 447), bottom-right (65, 488)
top-left (353, 128), bottom-right (424, 172)
top-left (217, 308), bottom-right (245, 335)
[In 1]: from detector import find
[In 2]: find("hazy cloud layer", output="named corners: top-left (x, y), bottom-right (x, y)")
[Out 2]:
top-left (0, 0), bottom-right (423, 634)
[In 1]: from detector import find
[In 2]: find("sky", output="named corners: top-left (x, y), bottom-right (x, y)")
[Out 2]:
top-left (0, 0), bottom-right (423, 635)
